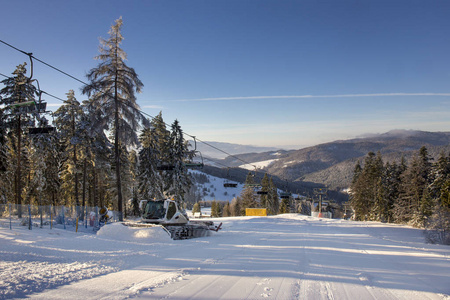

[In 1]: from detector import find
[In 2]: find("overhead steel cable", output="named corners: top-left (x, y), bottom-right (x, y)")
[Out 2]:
top-left (0, 72), bottom-right (66, 103)
top-left (1, 40), bottom-right (258, 169)
top-left (0, 39), bottom-right (91, 87)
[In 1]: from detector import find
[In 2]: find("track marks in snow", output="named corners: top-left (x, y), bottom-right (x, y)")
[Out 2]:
top-left (0, 260), bottom-right (115, 299)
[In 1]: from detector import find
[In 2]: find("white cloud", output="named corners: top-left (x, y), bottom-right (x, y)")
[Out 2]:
top-left (168, 93), bottom-right (450, 102)
top-left (143, 105), bottom-right (164, 109)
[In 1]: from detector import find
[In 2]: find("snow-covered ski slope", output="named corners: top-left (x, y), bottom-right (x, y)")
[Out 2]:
top-left (1, 214), bottom-right (449, 299)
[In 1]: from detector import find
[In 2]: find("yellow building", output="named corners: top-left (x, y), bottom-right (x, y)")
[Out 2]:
top-left (245, 208), bottom-right (267, 216)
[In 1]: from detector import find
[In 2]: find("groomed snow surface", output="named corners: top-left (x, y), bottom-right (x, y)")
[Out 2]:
top-left (1, 214), bottom-right (449, 299)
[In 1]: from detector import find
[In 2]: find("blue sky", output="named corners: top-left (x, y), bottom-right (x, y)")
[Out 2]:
top-left (1, 0), bottom-right (450, 149)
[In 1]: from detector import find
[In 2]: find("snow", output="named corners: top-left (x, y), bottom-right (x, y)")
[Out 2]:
top-left (1, 214), bottom-right (450, 299)
top-left (240, 159), bottom-right (278, 170)
top-left (191, 170), bottom-right (245, 202)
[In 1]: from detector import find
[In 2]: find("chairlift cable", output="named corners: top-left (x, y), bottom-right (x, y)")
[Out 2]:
top-left (0, 39), bottom-right (91, 87)
top-left (0, 40), bottom-right (259, 170)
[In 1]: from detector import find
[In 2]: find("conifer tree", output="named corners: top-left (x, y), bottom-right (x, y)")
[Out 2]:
top-left (267, 177), bottom-right (279, 215)
top-left (244, 171), bottom-right (255, 186)
top-left (151, 112), bottom-right (170, 164)
top-left (395, 146), bottom-right (432, 225)
top-left (350, 152), bottom-right (383, 220)
top-left (81, 99), bottom-right (113, 208)
top-left (0, 63), bottom-right (37, 214)
top-left (259, 173), bottom-right (270, 208)
top-left (240, 186), bottom-right (257, 214)
top-left (230, 197), bottom-right (242, 216)
top-left (54, 90), bottom-right (84, 207)
top-left (0, 107), bottom-right (7, 174)
top-left (138, 127), bottom-right (164, 200)
top-left (211, 200), bottom-right (221, 217)
top-left (165, 119), bottom-right (192, 204)
top-left (430, 151), bottom-right (450, 199)
top-left (223, 202), bottom-right (231, 217)
top-left (0, 103), bottom-right (10, 204)
top-left (351, 160), bottom-right (362, 185)
top-left (279, 198), bottom-right (289, 214)
top-left (82, 17), bottom-right (149, 220)
top-left (192, 202), bottom-right (201, 215)
top-left (128, 150), bottom-right (140, 216)
top-left (382, 162), bottom-right (403, 223)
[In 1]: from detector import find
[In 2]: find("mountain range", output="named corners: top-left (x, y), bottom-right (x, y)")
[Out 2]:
top-left (199, 130), bottom-right (450, 201)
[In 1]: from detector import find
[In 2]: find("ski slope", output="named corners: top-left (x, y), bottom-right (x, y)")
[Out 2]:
top-left (1, 214), bottom-right (449, 299)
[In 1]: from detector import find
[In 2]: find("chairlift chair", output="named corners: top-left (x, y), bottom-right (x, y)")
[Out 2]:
top-left (223, 168), bottom-right (238, 188)
top-left (156, 165), bottom-right (175, 171)
top-left (280, 192), bottom-right (291, 199)
top-left (184, 137), bottom-right (204, 169)
top-left (28, 99), bottom-right (55, 135)
top-left (224, 182), bottom-right (238, 188)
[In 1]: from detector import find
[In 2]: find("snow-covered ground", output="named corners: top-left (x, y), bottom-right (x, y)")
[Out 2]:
top-left (191, 170), bottom-right (290, 202)
top-left (191, 170), bottom-right (245, 202)
top-left (1, 214), bottom-right (449, 299)
top-left (239, 159), bottom-right (278, 170)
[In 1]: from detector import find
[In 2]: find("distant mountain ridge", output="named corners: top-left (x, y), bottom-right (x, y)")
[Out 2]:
top-left (192, 140), bottom-right (279, 159)
top-left (203, 130), bottom-right (450, 193)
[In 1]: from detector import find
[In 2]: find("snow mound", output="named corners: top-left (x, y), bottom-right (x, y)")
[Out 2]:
top-left (97, 223), bottom-right (171, 242)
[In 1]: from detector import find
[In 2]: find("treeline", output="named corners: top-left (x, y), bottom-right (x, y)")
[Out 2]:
top-left (0, 18), bottom-right (193, 219)
top-left (350, 146), bottom-right (450, 244)
top-left (192, 172), bottom-right (290, 217)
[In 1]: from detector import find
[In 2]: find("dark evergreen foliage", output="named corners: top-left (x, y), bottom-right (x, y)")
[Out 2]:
top-left (350, 147), bottom-right (450, 244)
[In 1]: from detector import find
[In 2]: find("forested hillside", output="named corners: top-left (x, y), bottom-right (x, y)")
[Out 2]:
top-left (211, 130), bottom-right (450, 191)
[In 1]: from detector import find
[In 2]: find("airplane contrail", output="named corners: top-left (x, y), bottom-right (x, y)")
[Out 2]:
top-left (169, 93), bottom-right (450, 102)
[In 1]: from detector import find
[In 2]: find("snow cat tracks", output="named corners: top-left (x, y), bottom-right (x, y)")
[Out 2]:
top-left (121, 221), bottom-right (222, 240)
top-left (168, 221), bottom-right (222, 240)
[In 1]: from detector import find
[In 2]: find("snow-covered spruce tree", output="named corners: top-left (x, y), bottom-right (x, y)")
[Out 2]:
top-left (80, 99), bottom-right (113, 208)
top-left (54, 90), bottom-right (84, 207)
top-left (424, 151), bottom-right (450, 243)
top-left (138, 127), bottom-right (164, 200)
top-left (394, 146), bottom-right (432, 226)
top-left (0, 63), bottom-right (37, 214)
top-left (137, 111), bottom-right (169, 200)
top-left (426, 179), bottom-right (450, 244)
top-left (430, 151), bottom-right (450, 200)
top-left (240, 186), bottom-right (257, 215)
top-left (165, 119), bottom-right (192, 205)
top-left (381, 161), bottom-right (404, 223)
top-left (151, 112), bottom-right (170, 166)
top-left (82, 17), bottom-right (149, 220)
top-left (350, 152), bottom-right (383, 221)
top-left (26, 134), bottom-right (49, 206)
top-left (0, 103), bottom-right (10, 204)
top-left (244, 171), bottom-right (255, 186)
